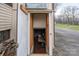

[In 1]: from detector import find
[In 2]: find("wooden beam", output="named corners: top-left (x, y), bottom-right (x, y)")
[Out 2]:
top-left (20, 5), bottom-right (28, 14)
top-left (20, 5), bottom-right (52, 14)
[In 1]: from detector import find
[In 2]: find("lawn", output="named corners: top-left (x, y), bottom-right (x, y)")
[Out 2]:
top-left (55, 23), bottom-right (79, 31)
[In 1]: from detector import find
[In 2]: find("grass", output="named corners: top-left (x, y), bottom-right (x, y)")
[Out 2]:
top-left (55, 23), bottom-right (79, 31)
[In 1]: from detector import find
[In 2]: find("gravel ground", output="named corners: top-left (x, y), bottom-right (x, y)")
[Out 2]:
top-left (53, 28), bottom-right (79, 56)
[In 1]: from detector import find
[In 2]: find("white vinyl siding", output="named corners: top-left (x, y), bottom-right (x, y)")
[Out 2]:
top-left (17, 4), bottom-right (28, 56)
top-left (0, 3), bottom-right (12, 31)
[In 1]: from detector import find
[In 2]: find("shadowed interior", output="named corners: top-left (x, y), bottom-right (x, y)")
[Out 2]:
top-left (33, 28), bottom-right (46, 54)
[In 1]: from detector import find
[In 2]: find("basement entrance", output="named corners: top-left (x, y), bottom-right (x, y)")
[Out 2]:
top-left (30, 13), bottom-right (49, 54)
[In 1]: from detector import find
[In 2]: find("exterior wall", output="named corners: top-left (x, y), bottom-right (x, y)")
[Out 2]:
top-left (0, 3), bottom-right (17, 55)
top-left (0, 3), bottom-right (17, 42)
top-left (0, 4), bottom-right (12, 31)
top-left (17, 4), bottom-right (28, 56)
top-left (11, 3), bottom-right (17, 42)
top-left (0, 3), bottom-right (17, 51)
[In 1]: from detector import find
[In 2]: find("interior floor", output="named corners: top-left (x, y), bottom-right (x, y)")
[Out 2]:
top-left (33, 28), bottom-right (46, 54)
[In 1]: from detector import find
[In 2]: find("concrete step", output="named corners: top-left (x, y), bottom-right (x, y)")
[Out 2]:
top-left (31, 54), bottom-right (48, 56)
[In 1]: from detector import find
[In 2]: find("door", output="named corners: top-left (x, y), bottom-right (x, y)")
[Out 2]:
top-left (30, 13), bottom-right (49, 54)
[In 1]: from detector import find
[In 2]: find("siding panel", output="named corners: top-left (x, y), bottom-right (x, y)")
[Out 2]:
top-left (0, 3), bottom-right (12, 31)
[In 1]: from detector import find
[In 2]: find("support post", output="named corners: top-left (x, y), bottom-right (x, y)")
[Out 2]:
top-left (49, 11), bottom-right (54, 56)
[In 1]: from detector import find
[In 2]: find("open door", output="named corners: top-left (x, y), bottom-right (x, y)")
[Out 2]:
top-left (30, 13), bottom-right (49, 54)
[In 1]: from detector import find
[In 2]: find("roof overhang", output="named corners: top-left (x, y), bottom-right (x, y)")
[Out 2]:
top-left (20, 5), bottom-right (53, 14)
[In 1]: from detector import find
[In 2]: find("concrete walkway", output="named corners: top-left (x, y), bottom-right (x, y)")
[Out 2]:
top-left (54, 28), bottom-right (79, 56)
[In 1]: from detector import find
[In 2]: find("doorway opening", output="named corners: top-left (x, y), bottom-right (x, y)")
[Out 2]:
top-left (33, 28), bottom-right (46, 54)
top-left (30, 13), bottom-right (49, 54)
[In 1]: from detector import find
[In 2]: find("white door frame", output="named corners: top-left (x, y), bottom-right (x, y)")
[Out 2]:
top-left (48, 12), bottom-right (54, 56)
top-left (27, 13), bottom-right (30, 55)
